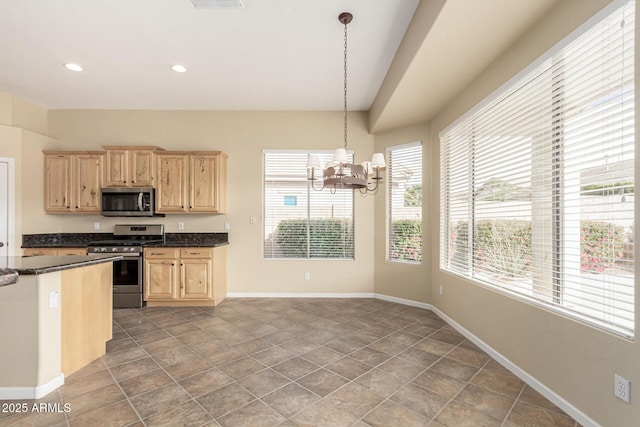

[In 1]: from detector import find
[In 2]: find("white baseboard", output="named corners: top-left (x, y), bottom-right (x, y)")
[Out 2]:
top-left (0, 374), bottom-right (64, 400)
top-left (226, 293), bottom-right (430, 310)
top-left (227, 292), bottom-right (375, 299)
top-left (431, 307), bottom-right (599, 427)
top-left (224, 292), bottom-right (597, 426)
top-left (374, 293), bottom-right (432, 310)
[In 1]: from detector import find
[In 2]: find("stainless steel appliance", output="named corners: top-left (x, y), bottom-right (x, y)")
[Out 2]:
top-left (87, 224), bottom-right (164, 308)
top-left (100, 187), bottom-right (155, 217)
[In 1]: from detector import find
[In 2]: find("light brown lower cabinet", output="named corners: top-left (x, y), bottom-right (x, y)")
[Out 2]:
top-left (23, 248), bottom-right (87, 256)
top-left (144, 246), bottom-right (226, 306)
top-left (61, 262), bottom-right (112, 377)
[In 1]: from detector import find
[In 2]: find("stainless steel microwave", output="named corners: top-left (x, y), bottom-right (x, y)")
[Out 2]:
top-left (100, 188), bottom-right (155, 217)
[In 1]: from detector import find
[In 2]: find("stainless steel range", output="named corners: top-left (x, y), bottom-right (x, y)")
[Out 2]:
top-left (87, 224), bottom-right (164, 308)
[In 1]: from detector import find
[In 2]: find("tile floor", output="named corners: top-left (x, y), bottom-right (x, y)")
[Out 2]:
top-left (0, 298), bottom-right (580, 426)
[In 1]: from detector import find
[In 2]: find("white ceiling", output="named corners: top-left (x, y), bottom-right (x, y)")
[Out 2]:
top-left (0, 0), bottom-right (420, 111)
top-left (370, 0), bottom-right (560, 132)
top-left (0, 0), bottom-right (564, 133)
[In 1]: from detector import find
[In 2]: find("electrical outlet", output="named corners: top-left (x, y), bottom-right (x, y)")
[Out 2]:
top-left (439, 285), bottom-right (443, 295)
top-left (224, 222), bottom-right (230, 230)
top-left (615, 374), bottom-right (630, 403)
top-left (305, 272), bottom-right (310, 280)
top-left (48, 291), bottom-right (59, 309)
top-left (93, 222), bottom-right (100, 231)
top-left (178, 222), bottom-right (184, 230)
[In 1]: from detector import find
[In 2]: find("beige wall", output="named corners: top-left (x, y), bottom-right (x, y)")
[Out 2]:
top-left (373, 122), bottom-right (431, 304)
top-left (48, 110), bottom-right (376, 295)
top-left (428, 0), bottom-right (639, 425)
top-left (0, 95), bottom-right (59, 253)
top-left (20, 130), bottom-right (61, 235)
top-left (0, 93), bottom-right (49, 135)
top-left (0, 272), bottom-right (61, 390)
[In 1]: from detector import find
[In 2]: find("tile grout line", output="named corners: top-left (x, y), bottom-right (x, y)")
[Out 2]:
top-left (352, 314), bottom-right (462, 425)
top-left (500, 383), bottom-right (527, 427)
top-left (104, 300), bottom-right (576, 427)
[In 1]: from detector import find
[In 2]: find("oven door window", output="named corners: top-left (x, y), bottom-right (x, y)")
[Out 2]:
top-left (113, 257), bottom-right (141, 288)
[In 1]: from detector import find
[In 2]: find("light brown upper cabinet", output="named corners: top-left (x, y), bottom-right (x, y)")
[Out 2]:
top-left (156, 151), bottom-right (227, 213)
top-left (44, 151), bottom-right (104, 213)
top-left (103, 146), bottom-right (163, 187)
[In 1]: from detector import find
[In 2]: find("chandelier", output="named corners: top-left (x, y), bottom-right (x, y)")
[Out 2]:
top-left (307, 12), bottom-right (385, 194)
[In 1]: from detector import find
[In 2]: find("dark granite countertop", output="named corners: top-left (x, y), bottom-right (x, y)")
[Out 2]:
top-left (0, 255), bottom-right (122, 275)
top-left (150, 233), bottom-right (229, 248)
top-left (22, 232), bottom-right (228, 248)
top-left (0, 268), bottom-right (19, 287)
top-left (22, 233), bottom-right (113, 248)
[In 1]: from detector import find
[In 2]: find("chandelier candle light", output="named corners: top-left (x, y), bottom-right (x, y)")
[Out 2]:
top-left (307, 12), bottom-right (385, 194)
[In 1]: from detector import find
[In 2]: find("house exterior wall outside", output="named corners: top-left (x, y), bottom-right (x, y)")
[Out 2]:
top-left (428, 0), bottom-right (639, 425)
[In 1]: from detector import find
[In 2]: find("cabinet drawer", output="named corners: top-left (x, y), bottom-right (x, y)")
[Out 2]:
top-left (23, 248), bottom-right (59, 256)
top-left (59, 248), bottom-right (87, 256)
top-left (180, 248), bottom-right (213, 258)
top-left (144, 248), bottom-right (178, 259)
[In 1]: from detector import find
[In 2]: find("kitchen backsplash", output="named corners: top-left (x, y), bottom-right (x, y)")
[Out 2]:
top-left (22, 232), bottom-right (229, 248)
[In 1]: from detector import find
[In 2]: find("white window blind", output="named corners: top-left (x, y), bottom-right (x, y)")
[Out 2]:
top-left (440, 0), bottom-right (635, 338)
top-left (387, 142), bottom-right (422, 263)
top-left (263, 150), bottom-right (354, 259)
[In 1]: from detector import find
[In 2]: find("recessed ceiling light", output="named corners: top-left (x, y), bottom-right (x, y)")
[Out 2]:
top-left (64, 63), bottom-right (83, 72)
top-left (171, 64), bottom-right (187, 73)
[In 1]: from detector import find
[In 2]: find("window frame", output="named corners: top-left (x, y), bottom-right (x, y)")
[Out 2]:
top-left (263, 149), bottom-right (356, 260)
top-left (386, 141), bottom-right (423, 264)
top-left (439, 0), bottom-right (635, 338)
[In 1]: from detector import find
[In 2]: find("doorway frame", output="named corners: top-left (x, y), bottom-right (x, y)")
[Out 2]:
top-left (0, 157), bottom-right (15, 255)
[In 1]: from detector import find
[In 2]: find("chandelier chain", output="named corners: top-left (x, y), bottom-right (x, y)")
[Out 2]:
top-left (343, 17), bottom-right (348, 150)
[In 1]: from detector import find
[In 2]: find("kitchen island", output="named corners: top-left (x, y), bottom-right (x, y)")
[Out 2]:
top-left (0, 255), bottom-right (121, 399)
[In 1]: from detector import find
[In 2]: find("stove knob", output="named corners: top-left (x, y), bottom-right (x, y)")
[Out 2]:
top-left (112, 248), bottom-right (118, 252)
top-left (100, 248), bottom-right (107, 252)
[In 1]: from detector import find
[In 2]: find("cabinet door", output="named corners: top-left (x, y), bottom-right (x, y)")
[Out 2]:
top-left (131, 150), bottom-right (155, 187)
top-left (104, 150), bottom-right (129, 187)
top-left (144, 259), bottom-right (177, 300)
top-left (180, 258), bottom-right (211, 299)
top-left (212, 246), bottom-right (227, 305)
top-left (44, 154), bottom-right (73, 212)
top-left (75, 154), bottom-right (103, 212)
top-left (156, 155), bottom-right (188, 212)
top-left (189, 155), bottom-right (218, 212)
